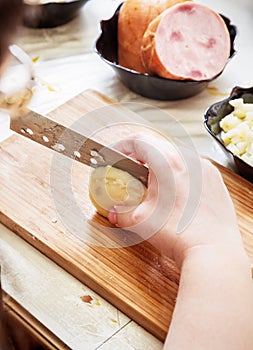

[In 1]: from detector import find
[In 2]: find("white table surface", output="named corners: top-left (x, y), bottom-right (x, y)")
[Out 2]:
top-left (0, 0), bottom-right (252, 349)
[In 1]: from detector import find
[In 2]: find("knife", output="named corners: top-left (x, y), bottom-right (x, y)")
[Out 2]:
top-left (10, 110), bottom-right (149, 186)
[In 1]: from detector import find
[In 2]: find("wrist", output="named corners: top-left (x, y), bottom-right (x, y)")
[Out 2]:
top-left (170, 222), bottom-right (245, 269)
top-left (175, 243), bottom-right (250, 271)
top-left (181, 244), bottom-right (251, 272)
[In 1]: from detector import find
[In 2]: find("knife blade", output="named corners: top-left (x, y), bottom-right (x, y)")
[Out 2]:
top-left (10, 110), bottom-right (149, 186)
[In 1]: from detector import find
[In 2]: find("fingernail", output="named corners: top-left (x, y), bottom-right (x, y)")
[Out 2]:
top-left (108, 207), bottom-right (118, 225)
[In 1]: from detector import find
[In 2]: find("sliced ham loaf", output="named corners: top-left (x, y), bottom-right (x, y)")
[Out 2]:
top-left (141, 1), bottom-right (231, 80)
top-left (118, 0), bottom-right (189, 73)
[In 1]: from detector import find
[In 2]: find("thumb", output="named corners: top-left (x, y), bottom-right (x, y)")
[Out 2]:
top-left (108, 201), bottom-right (155, 240)
top-left (108, 205), bottom-right (138, 228)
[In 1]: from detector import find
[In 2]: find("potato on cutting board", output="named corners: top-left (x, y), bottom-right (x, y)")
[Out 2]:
top-left (118, 0), bottom-right (189, 73)
top-left (89, 165), bottom-right (146, 218)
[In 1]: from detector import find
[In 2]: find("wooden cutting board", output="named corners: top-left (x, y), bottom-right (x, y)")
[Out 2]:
top-left (1, 89), bottom-right (253, 342)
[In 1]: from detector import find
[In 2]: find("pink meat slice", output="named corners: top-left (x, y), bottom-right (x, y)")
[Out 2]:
top-left (141, 2), bottom-right (231, 81)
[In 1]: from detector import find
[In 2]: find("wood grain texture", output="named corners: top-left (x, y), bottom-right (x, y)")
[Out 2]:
top-left (2, 291), bottom-right (70, 350)
top-left (1, 90), bottom-right (252, 342)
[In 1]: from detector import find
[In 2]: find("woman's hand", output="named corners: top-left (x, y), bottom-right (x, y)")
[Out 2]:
top-left (108, 132), bottom-right (245, 268)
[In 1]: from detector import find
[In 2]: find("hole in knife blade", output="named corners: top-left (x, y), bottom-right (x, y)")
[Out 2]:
top-left (90, 158), bottom-right (98, 165)
top-left (42, 135), bottom-right (49, 142)
top-left (73, 151), bottom-right (81, 158)
top-left (52, 143), bottom-right (65, 152)
top-left (20, 128), bottom-right (26, 133)
top-left (26, 128), bottom-right (33, 135)
top-left (90, 150), bottom-right (99, 157)
top-left (90, 149), bottom-right (106, 164)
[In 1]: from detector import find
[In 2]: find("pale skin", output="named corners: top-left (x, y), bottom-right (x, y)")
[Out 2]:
top-left (2, 2), bottom-right (253, 347)
top-left (108, 133), bottom-right (253, 350)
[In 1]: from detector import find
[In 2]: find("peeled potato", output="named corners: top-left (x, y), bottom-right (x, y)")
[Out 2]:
top-left (89, 165), bottom-right (146, 218)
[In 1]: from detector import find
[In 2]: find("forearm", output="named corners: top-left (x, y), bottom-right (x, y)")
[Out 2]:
top-left (164, 246), bottom-right (253, 350)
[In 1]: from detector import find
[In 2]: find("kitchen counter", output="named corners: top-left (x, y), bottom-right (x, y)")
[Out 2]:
top-left (0, 0), bottom-right (252, 349)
